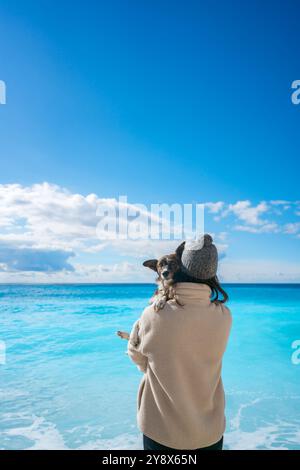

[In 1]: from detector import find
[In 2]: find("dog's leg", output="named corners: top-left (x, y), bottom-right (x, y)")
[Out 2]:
top-left (149, 288), bottom-right (159, 305)
top-left (153, 294), bottom-right (167, 312)
top-left (117, 319), bottom-right (141, 347)
top-left (152, 282), bottom-right (168, 312)
top-left (117, 330), bottom-right (130, 340)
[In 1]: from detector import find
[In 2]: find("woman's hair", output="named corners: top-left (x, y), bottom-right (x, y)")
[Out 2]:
top-left (173, 271), bottom-right (228, 304)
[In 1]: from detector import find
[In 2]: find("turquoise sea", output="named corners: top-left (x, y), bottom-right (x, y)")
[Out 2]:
top-left (0, 283), bottom-right (300, 450)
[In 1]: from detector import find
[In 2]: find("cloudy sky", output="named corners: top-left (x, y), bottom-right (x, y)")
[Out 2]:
top-left (0, 0), bottom-right (299, 283)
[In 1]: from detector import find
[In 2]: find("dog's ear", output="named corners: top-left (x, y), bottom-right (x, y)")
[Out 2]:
top-left (175, 241), bottom-right (185, 259)
top-left (143, 259), bottom-right (158, 271)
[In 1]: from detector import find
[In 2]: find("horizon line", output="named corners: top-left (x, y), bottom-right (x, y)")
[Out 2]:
top-left (0, 282), bottom-right (300, 286)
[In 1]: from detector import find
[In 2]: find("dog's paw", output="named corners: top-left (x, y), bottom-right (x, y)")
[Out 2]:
top-left (153, 296), bottom-right (167, 312)
top-left (117, 330), bottom-right (130, 340)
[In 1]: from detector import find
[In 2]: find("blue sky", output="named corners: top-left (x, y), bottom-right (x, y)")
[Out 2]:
top-left (0, 0), bottom-right (299, 282)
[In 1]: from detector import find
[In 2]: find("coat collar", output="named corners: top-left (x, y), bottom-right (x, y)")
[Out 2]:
top-left (173, 282), bottom-right (212, 301)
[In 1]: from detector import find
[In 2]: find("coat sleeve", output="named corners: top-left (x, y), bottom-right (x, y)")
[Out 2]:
top-left (127, 319), bottom-right (148, 373)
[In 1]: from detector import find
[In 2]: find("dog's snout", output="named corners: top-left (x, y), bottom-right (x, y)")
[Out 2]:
top-left (162, 270), bottom-right (169, 278)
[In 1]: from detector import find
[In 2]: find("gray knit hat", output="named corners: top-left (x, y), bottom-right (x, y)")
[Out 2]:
top-left (181, 234), bottom-right (218, 280)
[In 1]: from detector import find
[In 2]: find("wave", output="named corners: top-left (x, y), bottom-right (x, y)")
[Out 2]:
top-left (2, 395), bottom-right (300, 450)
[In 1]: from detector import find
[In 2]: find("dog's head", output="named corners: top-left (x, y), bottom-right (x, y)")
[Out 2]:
top-left (143, 241), bottom-right (185, 282)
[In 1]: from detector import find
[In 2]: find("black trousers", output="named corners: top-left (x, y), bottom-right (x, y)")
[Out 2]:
top-left (143, 434), bottom-right (223, 451)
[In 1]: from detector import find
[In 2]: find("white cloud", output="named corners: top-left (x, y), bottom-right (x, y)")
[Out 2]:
top-left (234, 223), bottom-right (279, 234)
top-left (0, 244), bottom-right (74, 272)
top-left (219, 259), bottom-right (300, 283)
top-left (270, 200), bottom-right (291, 206)
top-left (0, 183), bottom-right (184, 249)
top-left (0, 183), bottom-right (101, 250)
top-left (0, 183), bottom-right (299, 282)
top-left (216, 231), bottom-right (228, 241)
top-left (0, 261), bottom-right (153, 284)
top-left (0, 184), bottom-right (228, 274)
top-left (204, 201), bottom-right (224, 213)
top-left (225, 200), bottom-right (269, 226)
top-left (284, 223), bottom-right (300, 235)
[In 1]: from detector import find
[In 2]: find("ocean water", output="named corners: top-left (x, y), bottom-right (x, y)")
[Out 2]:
top-left (0, 283), bottom-right (300, 450)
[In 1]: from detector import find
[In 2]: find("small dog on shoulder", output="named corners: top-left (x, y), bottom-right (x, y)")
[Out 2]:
top-left (117, 241), bottom-right (185, 342)
top-left (143, 241), bottom-right (185, 312)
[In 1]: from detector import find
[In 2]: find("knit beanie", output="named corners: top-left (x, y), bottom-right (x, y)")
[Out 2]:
top-left (181, 234), bottom-right (218, 280)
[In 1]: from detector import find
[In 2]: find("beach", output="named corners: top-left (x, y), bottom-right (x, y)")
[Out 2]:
top-left (0, 283), bottom-right (300, 450)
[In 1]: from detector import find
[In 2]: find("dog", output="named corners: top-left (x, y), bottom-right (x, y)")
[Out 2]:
top-left (117, 241), bottom-right (185, 342)
top-left (142, 240), bottom-right (185, 311)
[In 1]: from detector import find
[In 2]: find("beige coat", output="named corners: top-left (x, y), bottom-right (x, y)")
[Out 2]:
top-left (127, 282), bottom-right (232, 449)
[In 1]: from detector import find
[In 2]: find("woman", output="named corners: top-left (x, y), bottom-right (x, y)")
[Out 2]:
top-left (127, 234), bottom-right (232, 451)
